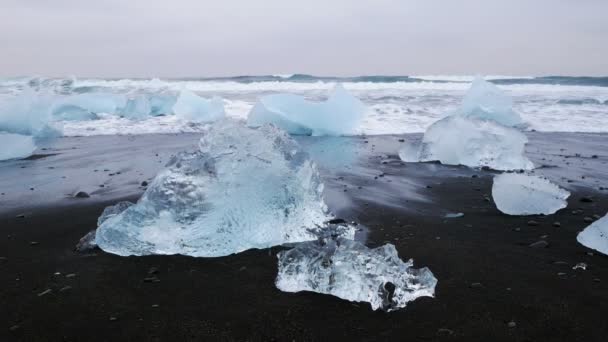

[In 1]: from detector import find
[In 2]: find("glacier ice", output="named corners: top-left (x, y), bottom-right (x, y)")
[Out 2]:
top-left (172, 90), bottom-right (225, 123)
top-left (97, 201), bottom-right (134, 226)
top-left (577, 214), bottom-right (608, 256)
top-left (0, 88), bottom-right (61, 137)
top-left (276, 235), bottom-right (437, 312)
top-left (0, 132), bottom-right (37, 161)
top-left (95, 120), bottom-right (331, 257)
top-left (400, 116), bottom-right (533, 170)
top-left (247, 84), bottom-right (366, 136)
top-left (52, 93), bottom-right (127, 121)
top-left (452, 76), bottom-right (523, 127)
top-left (399, 77), bottom-right (531, 170)
top-left (120, 95), bottom-right (152, 120)
top-left (148, 94), bottom-right (176, 116)
top-left (492, 173), bottom-right (570, 215)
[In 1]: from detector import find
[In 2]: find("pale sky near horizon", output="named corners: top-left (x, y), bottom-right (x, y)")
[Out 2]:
top-left (1, 0), bottom-right (606, 78)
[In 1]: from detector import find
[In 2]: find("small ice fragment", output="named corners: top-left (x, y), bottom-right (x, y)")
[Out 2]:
top-left (452, 76), bottom-right (523, 127)
top-left (401, 116), bottom-right (533, 171)
top-left (172, 90), bottom-right (224, 123)
top-left (577, 213), bottom-right (608, 256)
top-left (95, 120), bottom-right (331, 257)
top-left (444, 212), bottom-right (464, 218)
top-left (247, 84), bottom-right (366, 136)
top-left (0, 132), bottom-right (37, 161)
top-left (276, 237), bottom-right (436, 312)
top-left (492, 173), bottom-right (570, 215)
top-left (572, 262), bottom-right (587, 271)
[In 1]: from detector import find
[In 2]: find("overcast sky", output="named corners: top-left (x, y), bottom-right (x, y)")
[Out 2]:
top-left (1, 0), bottom-right (606, 78)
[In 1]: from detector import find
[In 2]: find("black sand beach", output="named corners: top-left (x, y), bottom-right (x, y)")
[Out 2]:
top-left (1, 132), bottom-right (607, 341)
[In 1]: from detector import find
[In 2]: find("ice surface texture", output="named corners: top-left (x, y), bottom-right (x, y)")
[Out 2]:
top-left (400, 116), bottom-right (533, 170)
top-left (0, 132), bottom-right (37, 161)
top-left (0, 88), bottom-right (61, 137)
top-left (172, 90), bottom-right (225, 123)
top-left (452, 76), bottom-right (523, 127)
top-left (399, 77), bottom-right (531, 170)
top-left (492, 173), bottom-right (570, 215)
top-left (276, 236), bottom-right (437, 311)
top-left (95, 120), bottom-right (331, 257)
top-left (247, 84), bottom-right (366, 136)
top-left (577, 214), bottom-right (608, 256)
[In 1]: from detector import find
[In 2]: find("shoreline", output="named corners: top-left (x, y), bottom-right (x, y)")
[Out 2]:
top-left (1, 132), bottom-right (607, 341)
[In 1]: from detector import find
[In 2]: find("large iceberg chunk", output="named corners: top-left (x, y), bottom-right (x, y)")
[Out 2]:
top-left (452, 76), bottom-right (523, 127)
top-left (172, 90), bottom-right (225, 123)
top-left (95, 120), bottom-right (331, 257)
top-left (148, 94), bottom-right (176, 116)
top-left (120, 95), bottom-right (152, 120)
top-left (247, 84), bottom-right (366, 136)
top-left (399, 77), bottom-right (530, 170)
top-left (0, 132), bottom-right (37, 161)
top-left (400, 116), bottom-right (533, 170)
top-left (276, 236), bottom-right (437, 312)
top-left (52, 93), bottom-right (127, 121)
top-left (0, 88), bottom-right (61, 137)
top-left (577, 214), bottom-right (608, 256)
top-left (492, 173), bottom-right (570, 215)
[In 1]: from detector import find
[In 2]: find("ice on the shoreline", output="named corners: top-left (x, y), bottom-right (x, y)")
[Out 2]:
top-left (452, 76), bottom-right (523, 127)
top-left (0, 88), bottom-right (61, 137)
top-left (149, 94), bottom-right (176, 116)
top-left (247, 84), bottom-right (366, 136)
top-left (52, 93), bottom-right (127, 121)
top-left (0, 132), bottom-right (37, 161)
top-left (95, 120), bottom-right (331, 257)
top-left (97, 201), bottom-right (134, 226)
top-left (492, 173), bottom-right (570, 215)
top-left (577, 214), bottom-right (608, 256)
top-left (276, 236), bottom-right (437, 312)
top-left (120, 95), bottom-right (151, 120)
top-left (399, 77), bottom-right (531, 170)
top-left (172, 90), bottom-right (225, 123)
top-left (401, 116), bottom-right (533, 170)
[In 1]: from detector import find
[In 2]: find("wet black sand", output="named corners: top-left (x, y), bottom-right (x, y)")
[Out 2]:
top-left (1, 132), bottom-right (607, 341)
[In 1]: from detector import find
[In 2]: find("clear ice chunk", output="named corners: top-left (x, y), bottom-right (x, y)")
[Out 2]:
top-left (577, 214), bottom-right (608, 256)
top-left (452, 76), bottom-right (523, 127)
top-left (120, 95), bottom-right (152, 120)
top-left (247, 84), bottom-right (366, 136)
top-left (275, 236), bottom-right (437, 312)
top-left (0, 132), bottom-right (37, 161)
top-left (400, 116), bottom-right (533, 170)
top-left (52, 93), bottom-right (127, 120)
top-left (148, 94), bottom-right (176, 116)
top-left (172, 90), bottom-right (225, 123)
top-left (492, 173), bottom-right (570, 215)
top-left (97, 201), bottom-right (134, 226)
top-left (0, 88), bottom-right (61, 137)
top-left (95, 120), bottom-right (331, 257)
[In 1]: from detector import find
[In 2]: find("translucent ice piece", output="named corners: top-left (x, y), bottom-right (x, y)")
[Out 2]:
top-left (120, 95), bottom-right (151, 120)
top-left (276, 237), bottom-right (437, 311)
top-left (95, 120), bottom-right (331, 257)
top-left (452, 76), bottom-right (523, 127)
top-left (577, 214), bottom-right (608, 256)
top-left (247, 84), bottom-right (366, 136)
top-left (492, 173), bottom-right (570, 215)
top-left (172, 90), bottom-right (224, 123)
top-left (400, 116), bottom-right (533, 171)
top-left (0, 88), bottom-right (61, 137)
top-left (0, 132), bottom-right (37, 161)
